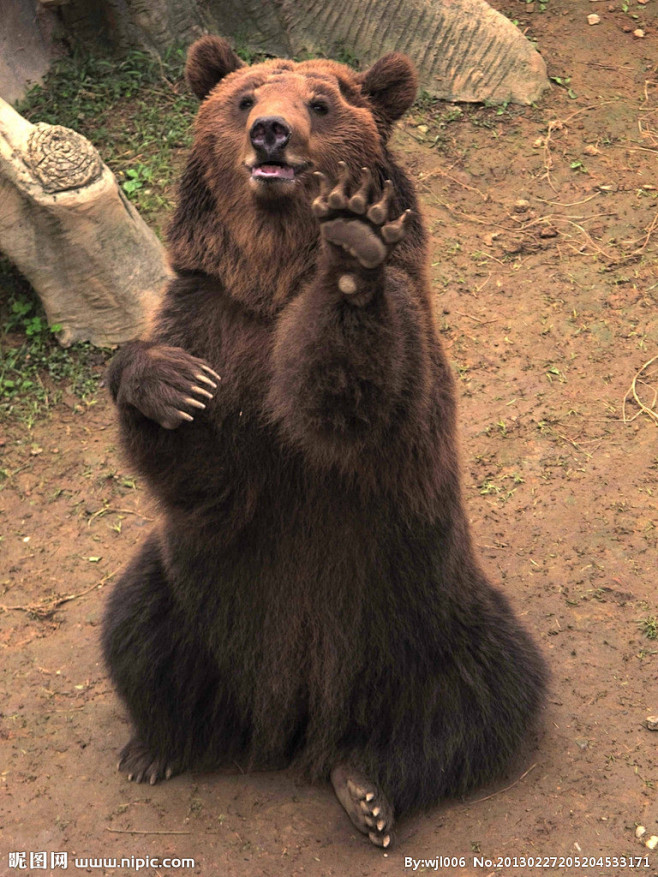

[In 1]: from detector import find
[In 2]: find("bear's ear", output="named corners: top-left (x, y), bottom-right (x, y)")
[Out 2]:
top-left (186, 36), bottom-right (245, 100)
top-left (358, 53), bottom-right (418, 134)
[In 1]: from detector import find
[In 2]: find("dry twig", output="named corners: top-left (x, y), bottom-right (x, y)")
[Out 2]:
top-left (467, 763), bottom-right (538, 805)
top-left (0, 570), bottom-right (117, 619)
top-left (540, 101), bottom-right (619, 191)
top-left (422, 166), bottom-right (490, 201)
top-left (623, 355), bottom-right (658, 426)
top-left (454, 311), bottom-right (501, 325)
top-left (106, 828), bottom-right (192, 835)
top-left (87, 507), bottom-right (153, 527)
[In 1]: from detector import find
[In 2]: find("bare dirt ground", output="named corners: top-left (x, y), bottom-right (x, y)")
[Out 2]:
top-left (1, 3), bottom-right (657, 875)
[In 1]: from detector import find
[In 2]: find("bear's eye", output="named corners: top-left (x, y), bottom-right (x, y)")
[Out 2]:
top-left (310, 99), bottom-right (329, 116)
top-left (239, 95), bottom-right (255, 111)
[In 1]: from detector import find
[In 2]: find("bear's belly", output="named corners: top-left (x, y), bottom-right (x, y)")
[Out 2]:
top-left (160, 470), bottom-right (435, 677)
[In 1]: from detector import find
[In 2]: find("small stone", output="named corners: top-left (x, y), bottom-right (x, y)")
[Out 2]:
top-left (575, 737), bottom-right (589, 750)
top-left (514, 198), bottom-right (531, 213)
top-left (646, 715), bottom-right (658, 730)
top-left (636, 825), bottom-right (647, 839)
top-left (622, 24), bottom-right (633, 32)
top-left (633, 28), bottom-right (645, 38)
top-left (533, 137), bottom-right (545, 147)
top-left (587, 13), bottom-right (601, 24)
top-left (646, 836), bottom-right (658, 850)
top-left (417, 124), bottom-right (429, 134)
top-left (540, 226), bottom-right (558, 239)
top-left (583, 144), bottom-right (600, 155)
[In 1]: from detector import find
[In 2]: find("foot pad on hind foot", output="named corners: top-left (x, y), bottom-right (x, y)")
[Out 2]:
top-left (330, 764), bottom-right (394, 848)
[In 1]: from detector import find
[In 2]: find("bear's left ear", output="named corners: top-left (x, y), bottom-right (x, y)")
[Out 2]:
top-left (358, 53), bottom-right (418, 135)
top-left (186, 36), bottom-right (245, 100)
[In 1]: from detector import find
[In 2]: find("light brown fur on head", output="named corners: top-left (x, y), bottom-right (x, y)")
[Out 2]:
top-left (168, 38), bottom-right (419, 316)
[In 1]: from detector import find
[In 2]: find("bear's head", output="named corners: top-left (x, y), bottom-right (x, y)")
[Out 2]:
top-left (168, 37), bottom-right (419, 312)
top-left (186, 35), bottom-right (417, 202)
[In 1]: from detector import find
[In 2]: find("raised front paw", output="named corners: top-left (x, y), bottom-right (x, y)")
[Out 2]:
top-left (312, 163), bottom-right (411, 271)
top-left (124, 345), bottom-right (221, 430)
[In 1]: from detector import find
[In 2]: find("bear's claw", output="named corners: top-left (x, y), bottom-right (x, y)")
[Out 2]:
top-left (331, 764), bottom-right (394, 849)
top-left (125, 346), bottom-right (221, 430)
top-left (312, 165), bottom-right (410, 270)
top-left (327, 162), bottom-right (351, 210)
top-left (347, 167), bottom-right (373, 215)
top-left (366, 179), bottom-right (393, 225)
top-left (118, 737), bottom-right (178, 785)
top-left (194, 367), bottom-right (221, 388)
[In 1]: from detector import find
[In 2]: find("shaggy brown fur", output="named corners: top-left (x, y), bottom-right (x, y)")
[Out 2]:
top-left (103, 36), bottom-right (547, 849)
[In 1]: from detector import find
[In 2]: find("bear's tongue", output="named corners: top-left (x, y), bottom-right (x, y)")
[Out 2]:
top-left (253, 164), bottom-right (295, 180)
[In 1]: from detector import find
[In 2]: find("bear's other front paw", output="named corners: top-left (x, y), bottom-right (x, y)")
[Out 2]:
top-left (123, 346), bottom-right (221, 430)
top-left (312, 163), bottom-right (411, 271)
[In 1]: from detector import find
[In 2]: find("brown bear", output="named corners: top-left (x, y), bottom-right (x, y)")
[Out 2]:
top-left (102, 35), bottom-right (547, 849)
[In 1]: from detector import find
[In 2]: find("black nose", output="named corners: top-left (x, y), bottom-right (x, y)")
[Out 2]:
top-left (249, 116), bottom-right (291, 155)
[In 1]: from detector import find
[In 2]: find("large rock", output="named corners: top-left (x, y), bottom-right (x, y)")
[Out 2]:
top-left (0, 0), bottom-right (59, 105)
top-left (54, 0), bottom-right (548, 105)
top-left (278, 0), bottom-right (549, 105)
top-left (0, 98), bottom-right (169, 347)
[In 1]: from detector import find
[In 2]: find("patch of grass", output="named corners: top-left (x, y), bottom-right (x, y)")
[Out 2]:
top-left (414, 90), bottom-right (439, 113)
top-left (16, 46), bottom-right (198, 232)
top-left (0, 260), bottom-right (110, 427)
top-left (4, 48), bottom-right (198, 425)
top-left (332, 46), bottom-right (361, 70)
top-left (411, 98), bottom-right (465, 142)
top-left (640, 616), bottom-right (658, 640)
top-left (291, 44), bottom-right (360, 68)
top-left (550, 75), bottom-right (577, 101)
top-left (232, 38), bottom-right (270, 66)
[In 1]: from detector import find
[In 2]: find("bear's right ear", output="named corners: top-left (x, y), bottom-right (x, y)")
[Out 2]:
top-left (186, 36), bottom-right (245, 100)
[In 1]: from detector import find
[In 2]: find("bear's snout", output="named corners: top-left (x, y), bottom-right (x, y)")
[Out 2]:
top-left (250, 116), bottom-right (292, 158)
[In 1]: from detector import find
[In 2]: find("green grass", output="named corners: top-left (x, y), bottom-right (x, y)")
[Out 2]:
top-left (16, 46), bottom-right (197, 229)
top-left (640, 616), bottom-right (658, 640)
top-left (3, 48), bottom-right (200, 426)
top-left (0, 260), bottom-right (109, 427)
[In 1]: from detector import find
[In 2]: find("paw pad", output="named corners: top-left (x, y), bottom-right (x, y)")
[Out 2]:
top-left (331, 765), bottom-right (394, 849)
top-left (312, 163), bottom-right (411, 270)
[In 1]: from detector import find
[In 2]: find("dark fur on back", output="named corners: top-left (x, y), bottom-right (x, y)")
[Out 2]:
top-left (103, 37), bottom-right (547, 823)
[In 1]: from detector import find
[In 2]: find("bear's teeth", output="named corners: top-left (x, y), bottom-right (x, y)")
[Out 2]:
top-left (253, 164), bottom-right (295, 180)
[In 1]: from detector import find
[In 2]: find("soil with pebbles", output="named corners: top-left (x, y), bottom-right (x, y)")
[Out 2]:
top-left (1, 3), bottom-right (657, 875)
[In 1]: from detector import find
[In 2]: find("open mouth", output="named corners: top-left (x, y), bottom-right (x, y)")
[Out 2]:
top-left (250, 162), bottom-right (299, 182)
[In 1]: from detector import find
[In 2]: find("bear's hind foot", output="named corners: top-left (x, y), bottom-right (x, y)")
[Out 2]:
top-left (118, 737), bottom-right (179, 786)
top-left (330, 764), bottom-right (393, 849)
